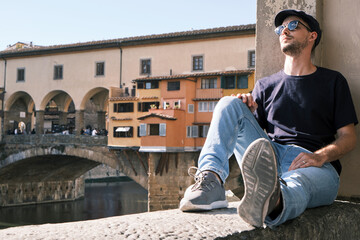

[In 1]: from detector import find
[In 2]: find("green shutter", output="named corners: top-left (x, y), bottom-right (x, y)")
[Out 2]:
top-left (221, 76), bottom-right (225, 88)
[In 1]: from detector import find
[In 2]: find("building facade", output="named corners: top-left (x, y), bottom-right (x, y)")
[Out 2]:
top-left (0, 24), bottom-right (255, 151)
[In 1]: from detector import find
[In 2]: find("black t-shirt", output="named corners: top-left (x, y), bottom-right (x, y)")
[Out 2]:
top-left (252, 67), bottom-right (358, 175)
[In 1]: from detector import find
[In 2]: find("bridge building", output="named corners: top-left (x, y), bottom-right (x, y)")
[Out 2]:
top-left (0, 24), bottom-right (255, 208)
top-left (0, 24), bottom-right (255, 141)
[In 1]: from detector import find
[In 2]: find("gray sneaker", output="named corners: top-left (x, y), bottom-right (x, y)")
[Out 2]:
top-left (238, 138), bottom-right (280, 227)
top-left (179, 167), bottom-right (228, 211)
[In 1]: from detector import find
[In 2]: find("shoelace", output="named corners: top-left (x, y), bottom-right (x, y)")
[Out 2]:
top-left (278, 176), bottom-right (287, 186)
top-left (188, 167), bottom-right (287, 191)
top-left (188, 167), bottom-right (216, 192)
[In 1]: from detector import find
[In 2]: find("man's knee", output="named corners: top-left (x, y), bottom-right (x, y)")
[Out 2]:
top-left (217, 96), bottom-right (242, 109)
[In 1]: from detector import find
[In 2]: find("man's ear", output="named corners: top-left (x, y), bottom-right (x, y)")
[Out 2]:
top-left (309, 31), bottom-right (318, 43)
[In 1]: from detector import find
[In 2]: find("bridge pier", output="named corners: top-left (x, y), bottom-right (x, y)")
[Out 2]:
top-left (59, 111), bottom-right (68, 126)
top-left (35, 110), bottom-right (44, 134)
top-left (147, 152), bottom-right (243, 212)
top-left (75, 110), bottom-right (84, 135)
top-left (147, 152), bottom-right (198, 211)
top-left (97, 111), bottom-right (106, 130)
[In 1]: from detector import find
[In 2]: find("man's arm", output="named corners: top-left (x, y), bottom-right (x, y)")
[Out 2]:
top-left (289, 123), bottom-right (357, 171)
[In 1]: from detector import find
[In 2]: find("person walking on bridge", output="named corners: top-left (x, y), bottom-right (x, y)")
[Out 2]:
top-left (179, 9), bottom-right (358, 228)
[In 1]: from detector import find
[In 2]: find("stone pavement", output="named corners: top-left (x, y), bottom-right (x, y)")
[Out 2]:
top-left (0, 200), bottom-right (360, 240)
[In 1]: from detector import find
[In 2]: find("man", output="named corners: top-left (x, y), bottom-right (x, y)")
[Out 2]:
top-left (179, 9), bottom-right (358, 228)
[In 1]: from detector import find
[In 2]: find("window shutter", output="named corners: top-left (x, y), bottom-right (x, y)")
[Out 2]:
top-left (220, 76), bottom-right (225, 88)
top-left (159, 123), bottom-right (166, 136)
top-left (140, 124), bottom-right (147, 136)
top-left (203, 125), bottom-right (209, 138)
top-left (186, 126), bottom-right (191, 137)
top-left (188, 104), bottom-right (194, 113)
top-left (192, 126), bottom-right (199, 138)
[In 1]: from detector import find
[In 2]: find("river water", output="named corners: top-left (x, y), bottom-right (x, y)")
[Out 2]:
top-left (0, 178), bottom-right (148, 229)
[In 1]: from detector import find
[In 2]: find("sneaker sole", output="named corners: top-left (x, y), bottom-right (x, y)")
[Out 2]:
top-left (238, 138), bottom-right (277, 227)
top-left (179, 199), bottom-right (228, 212)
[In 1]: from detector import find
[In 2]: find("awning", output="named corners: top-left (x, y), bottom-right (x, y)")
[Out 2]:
top-left (116, 127), bottom-right (130, 132)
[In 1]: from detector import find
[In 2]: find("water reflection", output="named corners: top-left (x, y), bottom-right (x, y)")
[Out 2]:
top-left (0, 179), bottom-right (148, 229)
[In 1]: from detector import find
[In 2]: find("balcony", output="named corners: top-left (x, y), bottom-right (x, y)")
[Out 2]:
top-left (195, 88), bottom-right (222, 100)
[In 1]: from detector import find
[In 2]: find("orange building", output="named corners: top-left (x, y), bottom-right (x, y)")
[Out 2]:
top-left (106, 24), bottom-right (256, 150)
top-left (135, 70), bottom-right (254, 152)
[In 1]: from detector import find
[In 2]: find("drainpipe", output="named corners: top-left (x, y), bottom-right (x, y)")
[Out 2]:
top-left (118, 43), bottom-right (123, 88)
top-left (1, 57), bottom-right (7, 140)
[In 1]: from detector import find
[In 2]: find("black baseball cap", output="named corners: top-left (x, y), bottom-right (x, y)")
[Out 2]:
top-left (275, 9), bottom-right (322, 47)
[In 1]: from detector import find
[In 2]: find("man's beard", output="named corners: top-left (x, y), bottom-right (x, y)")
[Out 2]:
top-left (281, 37), bottom-right (309, 56)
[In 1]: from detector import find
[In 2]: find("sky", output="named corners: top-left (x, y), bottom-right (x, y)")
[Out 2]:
top-left (0, 0), bottom-right (256, 51)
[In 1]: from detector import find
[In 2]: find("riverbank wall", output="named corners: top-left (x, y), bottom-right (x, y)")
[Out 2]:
top-left (0, 200), bottom-right (359, 239)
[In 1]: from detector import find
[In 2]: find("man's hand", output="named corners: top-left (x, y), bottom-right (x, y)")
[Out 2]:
top-left (288, 123), bottom-right (357, 171)
top-left (232, 93), bottom-right (258, 113)
top-left (288, 152), bottom-right (326, 171)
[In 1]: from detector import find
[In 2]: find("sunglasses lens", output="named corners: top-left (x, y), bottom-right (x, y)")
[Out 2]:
top-left (288, 20), bottom-right (299, 31)
top-left (275, 26), bottom-right (284, 35)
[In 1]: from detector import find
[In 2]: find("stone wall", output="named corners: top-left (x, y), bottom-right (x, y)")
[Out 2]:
top-left (0, 176), bottom-right (84, 207)
top-left (147, 152), bottom-right (198, 211)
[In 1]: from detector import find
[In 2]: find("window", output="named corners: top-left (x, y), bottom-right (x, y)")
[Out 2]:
top-left (188, 104), bottom-right (194, 113)
top-left (237, 75), bottom-right (248, 89)
top-left (208, 101), bottom-right (217, 112)
top-left (192, 55), bottom-right (203, 71)
top-left (163, 101), bottom-right (170, 109)
top-left (138, 101), bottom-right (160, 112)
top-left (199, 101), bottom-right (218, 112)
top-left (140, 59), bottom-right (151, 75)
top-left (113, 103), bottom-right (134, 112)
top-left (137, 81), bottom-right (159, 89)
top-left (198, 102), bottom-right (208, 112)
top-left (96, 62), bottom-right (105, 76)
top-left (187, 126), bottom-right (199, 138)
top-left (248, 50), bottom-right (255, 68)
top-left (221, 76), bottom-right (236, 89)
top-left (199, 125), bottom-right (210, 138)
top-left (139, 123), bottom-right (166, 136)
top-left (17, 68), bottom-right (25, 82)
top-left (149, 124), bottom-right (159, 136)
top-left (201, 78), bottom-right (217, 89)
top-left (174, 100), bottom-right (181, 109)
top-left (113, 126), bottom-right (133, 138)
top-left (54, 65), bottom-right (63, 80)
top-left (167, 81), bottom-right (180, 91)
top-left (221, 75), bottom-right (248, 89)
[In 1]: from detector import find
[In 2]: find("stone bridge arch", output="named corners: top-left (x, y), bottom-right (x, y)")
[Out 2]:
top-left (1, 142), bottom-right (148, 190)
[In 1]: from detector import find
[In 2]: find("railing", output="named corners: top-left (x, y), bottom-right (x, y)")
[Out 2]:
top-left (195, 88), bottom-right (222, 99)
top-left (3, 134), bottom-right (108, 146)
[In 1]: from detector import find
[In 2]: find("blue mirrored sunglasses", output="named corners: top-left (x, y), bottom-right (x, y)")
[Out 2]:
top-left (275, 20), bottom-right (312, 35)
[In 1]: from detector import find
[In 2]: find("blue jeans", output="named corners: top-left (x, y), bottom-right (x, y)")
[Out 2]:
top-left (198, 96), bottom-right (339, 227)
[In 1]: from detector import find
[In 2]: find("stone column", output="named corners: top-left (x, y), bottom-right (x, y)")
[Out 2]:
top-left (59, 111), bottom-right (68, 126)
top-left (2, 111), bottom-right (9, 135)
top-left (35, 110), bottom-right (45, 135)
top-left (97, 111), bottom-right (106, 130)
top-left (75, 110), bottom-right (84, 135)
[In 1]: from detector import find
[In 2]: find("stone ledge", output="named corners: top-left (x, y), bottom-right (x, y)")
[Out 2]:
top-left (0, 200), bottom-right (359, 239)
